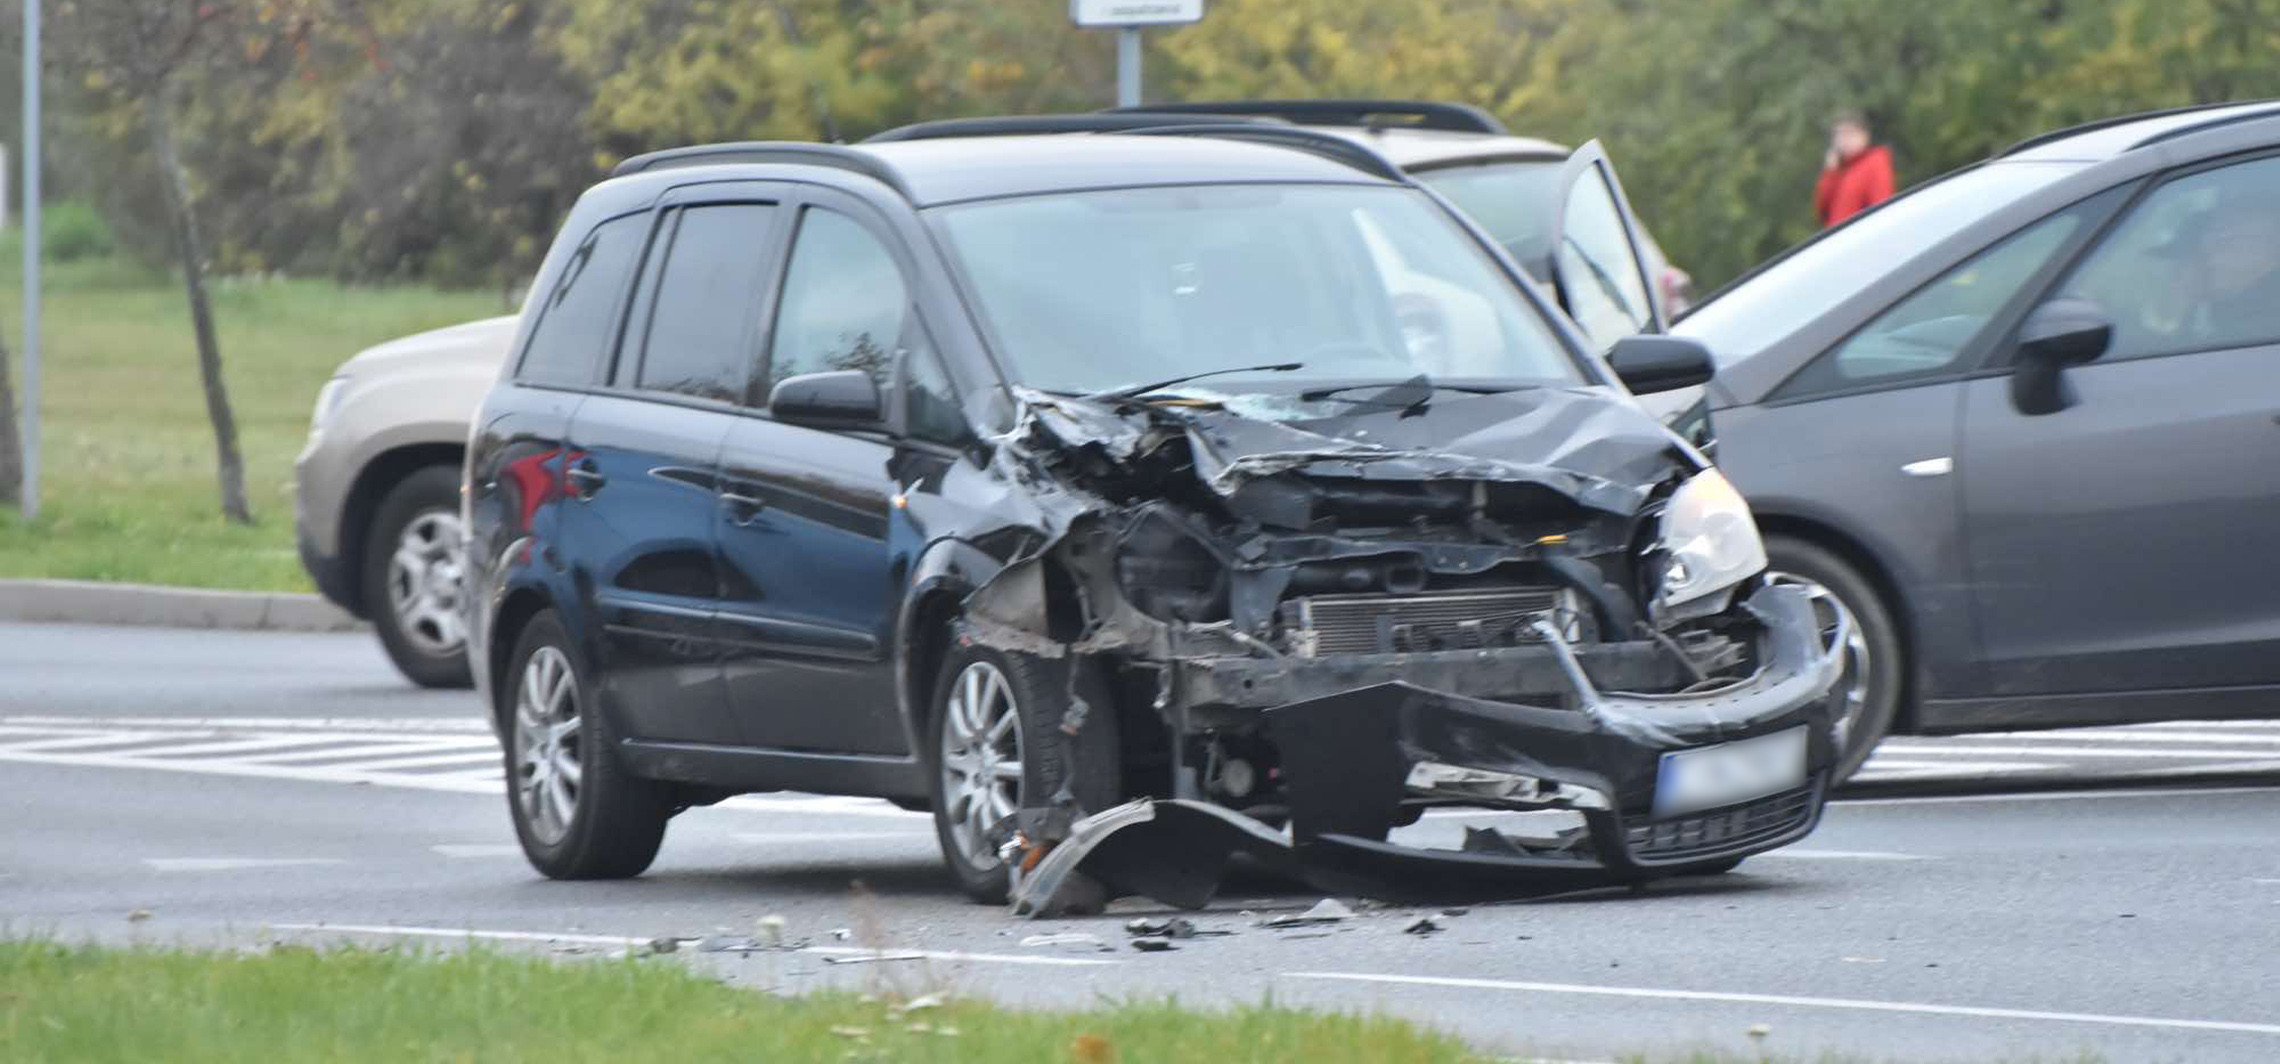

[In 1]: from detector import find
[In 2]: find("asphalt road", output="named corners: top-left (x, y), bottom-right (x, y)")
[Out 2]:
top-left (5, 621), bottom-right (2279, 1063)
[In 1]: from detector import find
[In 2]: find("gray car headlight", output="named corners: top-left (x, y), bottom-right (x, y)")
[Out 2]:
top-left (1655, 468), bottom-right (1768, 612)
top-left (307, 376), bottom-right (350, 441)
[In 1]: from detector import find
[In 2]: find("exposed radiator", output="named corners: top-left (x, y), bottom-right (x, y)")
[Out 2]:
top-left (1285, 587), bottom-right (1563, 657)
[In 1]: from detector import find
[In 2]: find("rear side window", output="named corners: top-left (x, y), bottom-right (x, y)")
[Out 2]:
top-left (519, 213), bottom-right (645, 387)
top-left (633, 203), bottom-right (779, 404)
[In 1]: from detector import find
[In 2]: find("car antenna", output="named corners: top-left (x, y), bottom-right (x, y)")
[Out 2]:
top-left (1082, 362), bottom-right (1305, 404)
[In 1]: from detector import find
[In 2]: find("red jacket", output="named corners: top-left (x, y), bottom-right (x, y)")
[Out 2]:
top-left (1814, 145), bottom-right (1896, 227)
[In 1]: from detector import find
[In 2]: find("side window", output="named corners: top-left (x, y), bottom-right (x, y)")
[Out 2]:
top-left (1557, 165), bottom-right (1655, 350)
top-left (1784, 208), bottom-right (2085, 396)
top-left (633, 203), bottom-right (778, 404)
top-left (903, 335), bottom-right (968, 445)
top-left (519, 213), bottom-right (645, 387)
top-left (2056, 155), bottom-right (2280, 361)
top-left (767, 209), bottom-right (908, 398)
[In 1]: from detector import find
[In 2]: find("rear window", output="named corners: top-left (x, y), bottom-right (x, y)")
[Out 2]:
top-left (1412, 160), bottom-right (1564, 279)
top-left (517, 213), bottom-right (647, 387)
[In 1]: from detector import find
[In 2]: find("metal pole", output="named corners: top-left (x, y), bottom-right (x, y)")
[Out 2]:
top-left (20, 0), bottom-right (39, 520)
top-left (1116, 26), bottom-right (1141, 108)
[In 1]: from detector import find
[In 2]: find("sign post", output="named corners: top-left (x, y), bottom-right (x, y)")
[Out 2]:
top-left (1069, 0), bottom-right (1205, 108)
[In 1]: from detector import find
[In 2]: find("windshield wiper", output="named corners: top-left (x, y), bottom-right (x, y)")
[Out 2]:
top-left (1298, 375), bottom-right (1518, 411)
top-left (1083, 362), bottom-right (1305, 404)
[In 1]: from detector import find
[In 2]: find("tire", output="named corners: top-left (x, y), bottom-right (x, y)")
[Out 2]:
top-left (502, 611), bottom-right (670, 879)
top-left (926, 641), bottom-right (1120, 905)
top-left (363, 464), bottom-right (473, 689)
top-left (1765, 536), bottom-right (1906, 783)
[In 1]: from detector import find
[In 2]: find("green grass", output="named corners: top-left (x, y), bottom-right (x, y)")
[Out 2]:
top-left (0, 940), bottom-right (1486, 1064)
top-left (0, 245), bottom-right (502, 590)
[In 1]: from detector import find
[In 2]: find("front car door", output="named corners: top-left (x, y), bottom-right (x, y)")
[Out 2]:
top-left (713, 193), bottom-right (917, 755)
top-left (1959, 151), bottom-right (2280, 712)
top-left (1549, 140), bottom-right (1668, 352)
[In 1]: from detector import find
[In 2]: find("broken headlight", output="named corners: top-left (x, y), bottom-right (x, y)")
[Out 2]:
top-left (1653, 469), bottom-right (1767, 614)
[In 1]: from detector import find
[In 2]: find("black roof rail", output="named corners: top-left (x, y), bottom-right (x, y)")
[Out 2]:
top-left (609, 142), bottom-right (913, 197)
top-left (865, 112), bottom-right (1268, 142)
top-left (1115, 123), bottom-right (1409, 183)
top-left (1997, 100), bottom-right (2258, 157)
top-left (2130, 99), bottom-right (2280, 150)
top-left (1107, 98), bottom-right (1508, 136)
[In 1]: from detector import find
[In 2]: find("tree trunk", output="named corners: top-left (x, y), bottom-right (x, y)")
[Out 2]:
top-left (0, 329), bottom-right (22, 511)
top-left (144, 85), bottom-right (251, 525)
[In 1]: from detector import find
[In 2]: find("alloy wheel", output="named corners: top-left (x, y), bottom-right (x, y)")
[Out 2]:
top-left (386, 510), bottom-right (467, 657)
top-left (938, 660), bottom-right (1023, 871)
top-left (1768, 570), bottom-right (1873, 740)
top-left (514, 646), bottom-right (583, 845)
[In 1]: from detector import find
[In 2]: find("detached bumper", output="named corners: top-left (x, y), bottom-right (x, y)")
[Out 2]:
top-left (1013, 583), bottom-right (1846, 914)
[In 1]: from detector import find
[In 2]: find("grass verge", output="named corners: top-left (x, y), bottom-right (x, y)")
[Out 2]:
top-left (0, 250), bottom-right (500, 591)
top-left (0, 939), bottom-right (1484, 1064)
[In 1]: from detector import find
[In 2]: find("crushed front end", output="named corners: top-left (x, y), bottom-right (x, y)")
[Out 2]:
top-left (964, 389), bottom-right (1848, 914)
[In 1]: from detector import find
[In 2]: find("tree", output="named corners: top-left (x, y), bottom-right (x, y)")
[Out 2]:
top-left (0, 332), bottom-right (19, 511)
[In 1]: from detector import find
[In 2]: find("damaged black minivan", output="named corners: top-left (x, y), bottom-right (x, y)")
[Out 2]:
top-left (464, 124), bottom-right (1847, 908)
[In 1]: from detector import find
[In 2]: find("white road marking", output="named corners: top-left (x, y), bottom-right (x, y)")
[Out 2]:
top-left (139, 735), bottom-right (361, 759)
top-left (0, 715), bottom-right (489, 733)
top-left (1837, 784), bottom-right (2280, 807)
top-left (734, 831), bottom-right (929, 844)
top-left (348, 750), bottom-right (503, 774)
top-left (269, 924), bottom-right (1120, 967)
top-left (145, 858), bottom-right (346, 872)
top-left (1758, 849), bottom-right (1932, 861)
top-left (1885, 729), bottom-right (2280, 747)
top-left (431, 844), bottom-right (524, 859)
top-left (1282, 972), bottom-right (2280, 1037)
top-left (1872, 744), bottom-right (2280, 760)
top-left (0, 731), bottom-right (180, 753)
top-left (238, 740), bottom-right (489, 765)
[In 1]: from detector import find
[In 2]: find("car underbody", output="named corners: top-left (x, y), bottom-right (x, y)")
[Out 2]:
top-left (954, 389), bottom-right (1847, 914)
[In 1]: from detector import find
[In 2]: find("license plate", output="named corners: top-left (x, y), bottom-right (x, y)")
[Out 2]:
top-left (1652, 726), bottom-right (1808, 819)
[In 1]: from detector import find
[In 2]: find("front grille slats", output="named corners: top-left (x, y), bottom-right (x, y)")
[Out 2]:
top-left (1291, 588), bottom-right (1560, 657)
top-left (1626, 786), bottom-right (1817, 863)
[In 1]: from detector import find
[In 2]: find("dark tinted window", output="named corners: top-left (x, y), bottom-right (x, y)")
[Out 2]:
top-left (768, 209), bottom-right (908, 394)
top-left (2057, 155), bottom-right (2280, 361)
top-left (519, 213), bottom-right (645, 387)
top-left (634, 204), bottom-right (778, 404)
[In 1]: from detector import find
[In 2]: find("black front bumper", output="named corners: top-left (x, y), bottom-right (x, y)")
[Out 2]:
top-left (1012, 583), bottom-right (1847, 913)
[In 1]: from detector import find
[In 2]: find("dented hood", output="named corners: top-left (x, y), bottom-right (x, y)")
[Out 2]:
top-left (1024, 384), bottom-right (1698, 516)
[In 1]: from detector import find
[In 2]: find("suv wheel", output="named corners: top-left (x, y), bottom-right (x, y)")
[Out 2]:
top-left (503, 611), bottom-right (670, 879)
top-left (364, 465), bottom-right (473, 688)
top-left (1765, 536), bottom-right (1905, 782)
top-left (926, 641), bottom-right (1119, 904)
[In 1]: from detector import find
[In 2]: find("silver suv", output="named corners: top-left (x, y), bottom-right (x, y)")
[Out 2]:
top-left (294, 316), bottom-right (515, 686)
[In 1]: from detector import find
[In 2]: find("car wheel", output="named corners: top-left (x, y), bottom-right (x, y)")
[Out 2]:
top-left (363, 465), bottom-right (473, 689)
top-left (926, 641), bottom-right (1120, 905)
top-left (1765, 536), bottom-right (1906, 783)
top-left (503, 611), bottom-right (670, 879)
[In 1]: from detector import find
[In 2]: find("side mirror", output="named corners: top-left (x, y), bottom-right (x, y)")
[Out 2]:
top-left (769, 370), bottom-right (882, 429)
top-left (2010, 297), bottom-right (2111, 416)
top-left (1607, 335), bottom-right (1715, 395)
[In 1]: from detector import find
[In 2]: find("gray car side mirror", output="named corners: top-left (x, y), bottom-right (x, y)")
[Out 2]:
top-left (1607, 335), bottom-right (1715, 395)
top-left (2011, 297), bottom-right (2112, 416)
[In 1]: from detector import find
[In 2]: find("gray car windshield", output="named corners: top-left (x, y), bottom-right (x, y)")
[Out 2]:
top-left (1411, 160), bottom-right (1564, 278)
top-left (1676, 160), bottom-right (2087, 364)
top-left (935, 184), bottom-right (1581, 399)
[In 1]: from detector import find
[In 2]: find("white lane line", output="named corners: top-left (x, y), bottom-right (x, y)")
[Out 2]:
top-left (141, 736), bottom-right (370, 759)
top-left (0, 731), bottom-right (184, 753)
top-left (269, 924), bottom-right (1120, 967)
top-left (0, 715), bottom-right (491, 733)
top-left (1283, 972), bottom-right (2280, 1037)
top-left (1864, 744), bottom-right (2280, 760)
top-left (240, 740), bottom-right (491, 765)
top-left (1854, 762), bottom-right (2055, 782)
top-left (349, 750), bottom-right (503, 774)
top-left (431, 844), bottom-right (524, 859)
top-left (2138, 720), bottom-right (2280, 730)
top-left (1758, 849), bottom-right (1933, 861)
top-left (1836, 784), bottom-right (2280, 807)
top-left (0, 748), bottom-right (503, 793)
top-left (733, 831), bottom-right (930, 844)
top-left (145, 858), bottom-right (347, 872)
top-left (1884, 731), bottom-right (2280, 747)
top-left (718, 795), bottom-right (926, 819)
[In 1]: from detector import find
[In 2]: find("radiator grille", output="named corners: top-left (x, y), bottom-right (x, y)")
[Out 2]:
top-left (1289, 588), bottom-right (1561, 657)
top-left (1625, 785), bottom-right (1817, 863)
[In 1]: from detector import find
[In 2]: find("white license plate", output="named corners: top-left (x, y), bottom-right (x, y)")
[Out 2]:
top-left (1652, 726), bottom-right (1808, 819)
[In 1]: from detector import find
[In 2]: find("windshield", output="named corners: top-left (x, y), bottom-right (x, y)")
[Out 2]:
top-left (1411, 160), bottom-right (1565, 280)
top-left (934, 184), bottom-right (1581, 398)
top-left (1676, 160), bottom-right (2087, 363)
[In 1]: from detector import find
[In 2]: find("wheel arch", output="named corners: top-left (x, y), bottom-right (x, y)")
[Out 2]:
top-left (485, 585), bottom-right (556, 731)
top-left (340, 443), bottom-right (466, 615)
top-left (1752, 511), bottom-right (1923, 734)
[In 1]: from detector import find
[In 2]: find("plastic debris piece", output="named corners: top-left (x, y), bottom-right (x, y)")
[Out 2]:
top-left (645, 936), bottom-right (679, 955)
top-left (1259, 898), bottom-right (1354, 928)
top-left (1746, 1024), bottom-right (1772, 1039)
top-left (1020, 932), bottom-right (1107, 949)
top-left (697, 935), bottom-right (762, 953)
top-left (1125, 917), bottom-right (1204, 939)
top-left (1440, 907), bottom-right (1471, 917)
top-left (126, 909), bottom-right (154, 922)
top-left (828, 927), bottom-right (854, 941)
top-left (756, 914), bottom-right (786, 947)
top-left (829, 1026), bottom-right (871, 1040)
top-left (1404, 917), bottom-right (1442, 936)
top-left (821, 951), bottom-right (927, 965)
top-left (900, 992), bottom-right (947, 1013)
top-left (1131, 938), bottom-right (1177, 953)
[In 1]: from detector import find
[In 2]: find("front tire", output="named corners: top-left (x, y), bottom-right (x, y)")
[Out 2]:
top-left (926, 641), bottom-right (1119, 904)
top-left (503, 611), bottom-right (670, 879)
top-left (1765, 536), bottom-right (1905, 783)
top-left (365, 465), bottom-right (473, 689)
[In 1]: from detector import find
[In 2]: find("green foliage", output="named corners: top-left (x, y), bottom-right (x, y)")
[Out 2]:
top-left (38, 200), bottom-right (117, 263)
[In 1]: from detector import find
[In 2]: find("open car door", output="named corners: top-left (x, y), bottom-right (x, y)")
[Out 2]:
top-left (1550, 140), bottom-right (1668, 351)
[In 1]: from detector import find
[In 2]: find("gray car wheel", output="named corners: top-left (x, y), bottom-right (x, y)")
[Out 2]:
top-left (1765, 536), bottom-right (1906, 782)
top-left (364, 465), bottom-right (473, 688)
top-left (502, 611), bottom-right (671, 879)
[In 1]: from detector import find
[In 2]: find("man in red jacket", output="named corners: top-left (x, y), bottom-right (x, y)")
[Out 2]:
top-left (1814, 111), bottom-right (1896, 227)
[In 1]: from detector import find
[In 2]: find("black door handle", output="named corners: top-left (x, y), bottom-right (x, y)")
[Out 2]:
top-left (565, 463), bottom-right (607, 498)
top-left (720, 490), bottom-right (768, 525)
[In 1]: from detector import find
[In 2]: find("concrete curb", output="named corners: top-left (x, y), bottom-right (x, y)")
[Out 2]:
top-left (0, 578), bottom-right (367, 633)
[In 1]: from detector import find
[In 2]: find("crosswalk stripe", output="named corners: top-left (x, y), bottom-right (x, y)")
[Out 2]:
top-left (0, 731), bottom-right (183, 753)
top-left (1883, 730), bottom-right (2280, 747)
top-left (142, 735), bottom-right (373, 759)
top-left (238, 740), bottom-right (493, 765)
top-left (346, 749), bottom-right (504, 773)
top-left (1873, 744), bottom-right (2280, 760)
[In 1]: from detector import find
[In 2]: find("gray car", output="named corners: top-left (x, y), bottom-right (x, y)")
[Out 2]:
top-left (1666, 100), bottom-right (2280, 777)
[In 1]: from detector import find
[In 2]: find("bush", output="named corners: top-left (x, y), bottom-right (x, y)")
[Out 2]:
top-left (40, 200), bottom-right (117, 263)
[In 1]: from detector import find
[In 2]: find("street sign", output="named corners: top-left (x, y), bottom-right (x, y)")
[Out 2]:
top-left (1070, 0), bottom-right (1204, 28)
